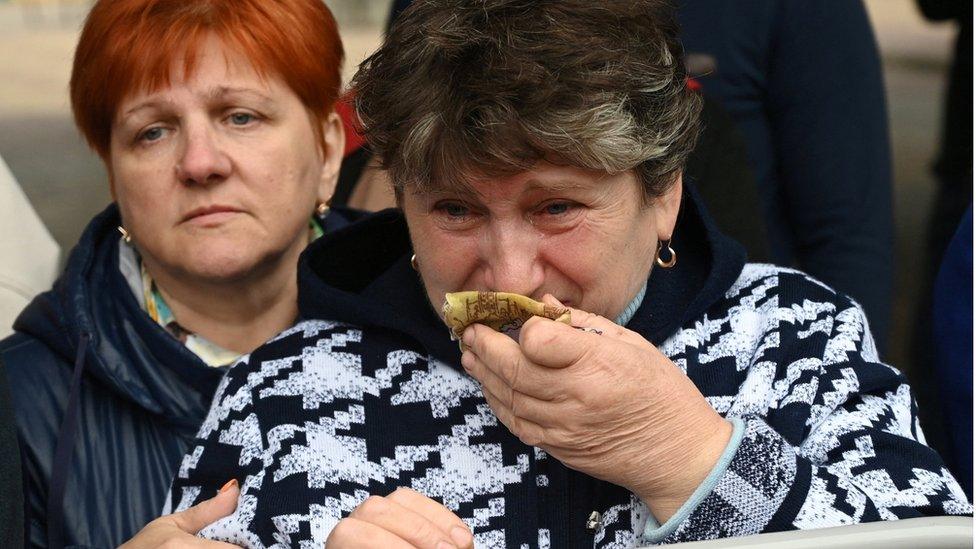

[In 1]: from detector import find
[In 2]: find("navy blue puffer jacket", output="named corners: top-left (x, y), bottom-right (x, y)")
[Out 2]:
top-left (0, 203), bottom-right (355, 548)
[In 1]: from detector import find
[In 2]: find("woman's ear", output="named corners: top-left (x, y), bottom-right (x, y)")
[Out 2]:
top-left (653, 172), bottom-right (683, 240)
top-left (317, 111), bottom-right (345, 206)
top-left (107, 165), bottom-right (122, 203)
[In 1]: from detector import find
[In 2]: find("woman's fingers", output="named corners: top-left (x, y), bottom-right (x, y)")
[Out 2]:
top-left (386, 488), bottom-right (473, 548)
top-left (515, 316), bottom-right (597, 369)
top-left (118, 479), bottom-right (243, 548)
top-left (541, 294), bottom-right (635, 341)
top-left (462, 324), bottom-right (559, 398)
top-left (326, 517), bottom-right (419, 549)
top-left (345, 489), bottom-right (472, 549)
top-left (461, 345), bottom-right (558, 402)
top-left (482, 387), bottom-right (548, 448)
top-left (171, 479), bottom-right (240, 535)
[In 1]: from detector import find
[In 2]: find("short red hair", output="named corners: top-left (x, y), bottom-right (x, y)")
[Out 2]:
top-left (70, 0), bottom-right (344, 160)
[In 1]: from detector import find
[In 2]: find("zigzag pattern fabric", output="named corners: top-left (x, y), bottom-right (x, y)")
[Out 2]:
top-left (165, 264), bottom-right (972, 547)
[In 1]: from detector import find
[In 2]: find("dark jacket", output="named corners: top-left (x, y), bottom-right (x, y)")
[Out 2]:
top-left (0, 203), bottom-right (357, 548)
top-left (932, 206), bottom-right (973, 499)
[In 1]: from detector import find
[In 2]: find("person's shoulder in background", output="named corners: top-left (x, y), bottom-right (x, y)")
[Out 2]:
top-left (0, 155), bottom-right (60, 338)
top-left (931, 205), bottom-right (973, 499)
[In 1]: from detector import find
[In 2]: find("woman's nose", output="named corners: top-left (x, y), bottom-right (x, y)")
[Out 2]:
top-left (176, 124), bottom-right (231, 185)
top-left (482, 224), bottom-right (546, 297)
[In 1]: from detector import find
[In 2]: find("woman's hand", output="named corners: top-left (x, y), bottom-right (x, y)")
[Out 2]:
top-left (327, 488), bottom-right (474, 549)
top-left (460, 295), bottom-right (733, 522)
top-left (119, 480), bottom-right (242, 548)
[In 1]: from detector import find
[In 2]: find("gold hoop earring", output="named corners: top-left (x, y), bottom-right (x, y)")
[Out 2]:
top-left (117, 226), bottom-right (132, 243)
top-left (315, 202), bottom-right (330, 217)
top-left (410, 254), bottom-right (419, 271)
top-left (656, 238), bottom-right (676, 268)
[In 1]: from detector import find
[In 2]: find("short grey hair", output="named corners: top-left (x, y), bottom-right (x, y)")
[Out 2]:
top-left (352, 0), bottom-right (701, 201)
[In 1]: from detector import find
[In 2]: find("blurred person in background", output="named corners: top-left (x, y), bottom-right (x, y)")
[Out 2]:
top-left (909, 0), bottom-right (973, 471)
top-left (931, 207), bottom-right (973, 500)
top-left (0, 151), bottom-right (56, 549)
top-left (678, 0), bottom-right (895, 354)
top-left (0, 0), bottom-right (350, 546)
top-left (0, 154), bottom-right (60, 337)
top-left (915, 0), bottom-right (973, 253)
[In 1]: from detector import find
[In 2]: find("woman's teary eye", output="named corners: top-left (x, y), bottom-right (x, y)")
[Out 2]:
top-left (543, 201), bottom-right (572, 215)
top-left (435, 201), bottom-right (471, 218)
top-left (537, 200), bottom-right (581, 217)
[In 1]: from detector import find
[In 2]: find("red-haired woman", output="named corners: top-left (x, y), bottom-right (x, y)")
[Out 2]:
top-left (0, 0), bottom-right (348, 546)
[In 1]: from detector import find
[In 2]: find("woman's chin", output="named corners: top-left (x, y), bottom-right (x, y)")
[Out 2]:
top-left (143, 230), bottom-right (303, 286)
top-left (171, 246), bottom-right (275, 284)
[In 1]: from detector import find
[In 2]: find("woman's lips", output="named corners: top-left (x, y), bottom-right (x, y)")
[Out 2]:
top-left (182, 205), bottom-right (243, 227)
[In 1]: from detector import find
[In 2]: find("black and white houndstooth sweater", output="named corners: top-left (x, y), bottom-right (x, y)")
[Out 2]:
top-left (166, 200), bottom-right (971, 547)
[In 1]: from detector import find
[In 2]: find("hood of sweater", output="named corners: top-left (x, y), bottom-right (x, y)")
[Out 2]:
top-left (297, 184), bottom-right (747, 365)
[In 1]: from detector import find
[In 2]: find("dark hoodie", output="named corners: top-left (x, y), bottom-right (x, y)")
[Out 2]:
top-left (0, 203), bottom-right (355, 548)
top-left (292, 186), bottom-right (748, 546)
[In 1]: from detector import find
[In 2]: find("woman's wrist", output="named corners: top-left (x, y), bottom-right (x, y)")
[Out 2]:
top-left (633, 412), bottom-right (734, 522)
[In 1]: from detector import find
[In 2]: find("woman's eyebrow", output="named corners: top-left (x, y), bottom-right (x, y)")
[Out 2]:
top-left (414, 182), bottom-right (482, 201)
top-left (119, 99), bottom-right (173, 122)
top-left (207, 86), bottom-right (275, 105)
top-left (523, 178), bottom-right (589, 192)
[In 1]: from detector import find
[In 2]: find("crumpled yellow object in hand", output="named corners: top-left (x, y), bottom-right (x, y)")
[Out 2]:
top-left (442, 291), bottom-right (571, 345)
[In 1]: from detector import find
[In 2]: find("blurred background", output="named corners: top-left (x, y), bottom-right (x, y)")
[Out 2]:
top-left (0, 0), bottom-right (968, 437)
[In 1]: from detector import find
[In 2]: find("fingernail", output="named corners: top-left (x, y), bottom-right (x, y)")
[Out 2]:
top-left (218, 479), bottom-right (238, 493)
top-left (450, 525), bottom-right (473, 547)
top-left (462, 326), bottom-right (475, 346)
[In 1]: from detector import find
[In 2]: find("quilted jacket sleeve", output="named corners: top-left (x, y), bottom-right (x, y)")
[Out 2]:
top-left (656, 287), bottom-right (972, 543)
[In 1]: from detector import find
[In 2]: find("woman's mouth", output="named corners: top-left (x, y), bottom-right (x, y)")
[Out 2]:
top-left (182, 205), bottom-right (243, 226)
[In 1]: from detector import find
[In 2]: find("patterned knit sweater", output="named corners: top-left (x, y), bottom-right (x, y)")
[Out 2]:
top-left (165, 263), bottom-right (971, 547)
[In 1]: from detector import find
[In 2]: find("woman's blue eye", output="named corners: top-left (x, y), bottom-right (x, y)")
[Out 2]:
top-left (229, 113), bottom-right (255, 125)
top-left (544, 202), bottom-right (571, 215)
top-left (140, 127), bottom-right (164, 142)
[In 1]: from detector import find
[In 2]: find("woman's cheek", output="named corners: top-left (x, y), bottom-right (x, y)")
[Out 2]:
top-left (434, 234), bottom-right (480, 286)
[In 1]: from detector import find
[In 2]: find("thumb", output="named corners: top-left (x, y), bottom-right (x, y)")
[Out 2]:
top-left (541, 293), bottom-right (624, 336)
top-left (171, 479), bottom-right (240, 534)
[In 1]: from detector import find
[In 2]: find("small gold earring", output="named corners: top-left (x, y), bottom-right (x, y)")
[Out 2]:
top-left (315, 202), bottom-right (330, 216)
top-left (410, 254), bottom-right (419, 271)
top-left (656, 238), bottom-right (676, 268)
top-left (117, 226), bottom-right (132, 243)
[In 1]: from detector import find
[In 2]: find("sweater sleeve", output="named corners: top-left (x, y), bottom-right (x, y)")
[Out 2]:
top-left (652, 299), bottom-right (971, 544)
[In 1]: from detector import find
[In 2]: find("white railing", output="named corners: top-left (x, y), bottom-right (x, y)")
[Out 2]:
top-left (658, 517), bottom-right (973, 549)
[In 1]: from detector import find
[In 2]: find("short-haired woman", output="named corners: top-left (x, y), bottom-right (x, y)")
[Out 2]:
top-left (0, 0), bottom-right (347, 546)
top-left (169, 1), bottom-right (971, 547)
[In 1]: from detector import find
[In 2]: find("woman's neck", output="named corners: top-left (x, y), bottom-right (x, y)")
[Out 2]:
top-left (145, 255), bottom-right (301, 355)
